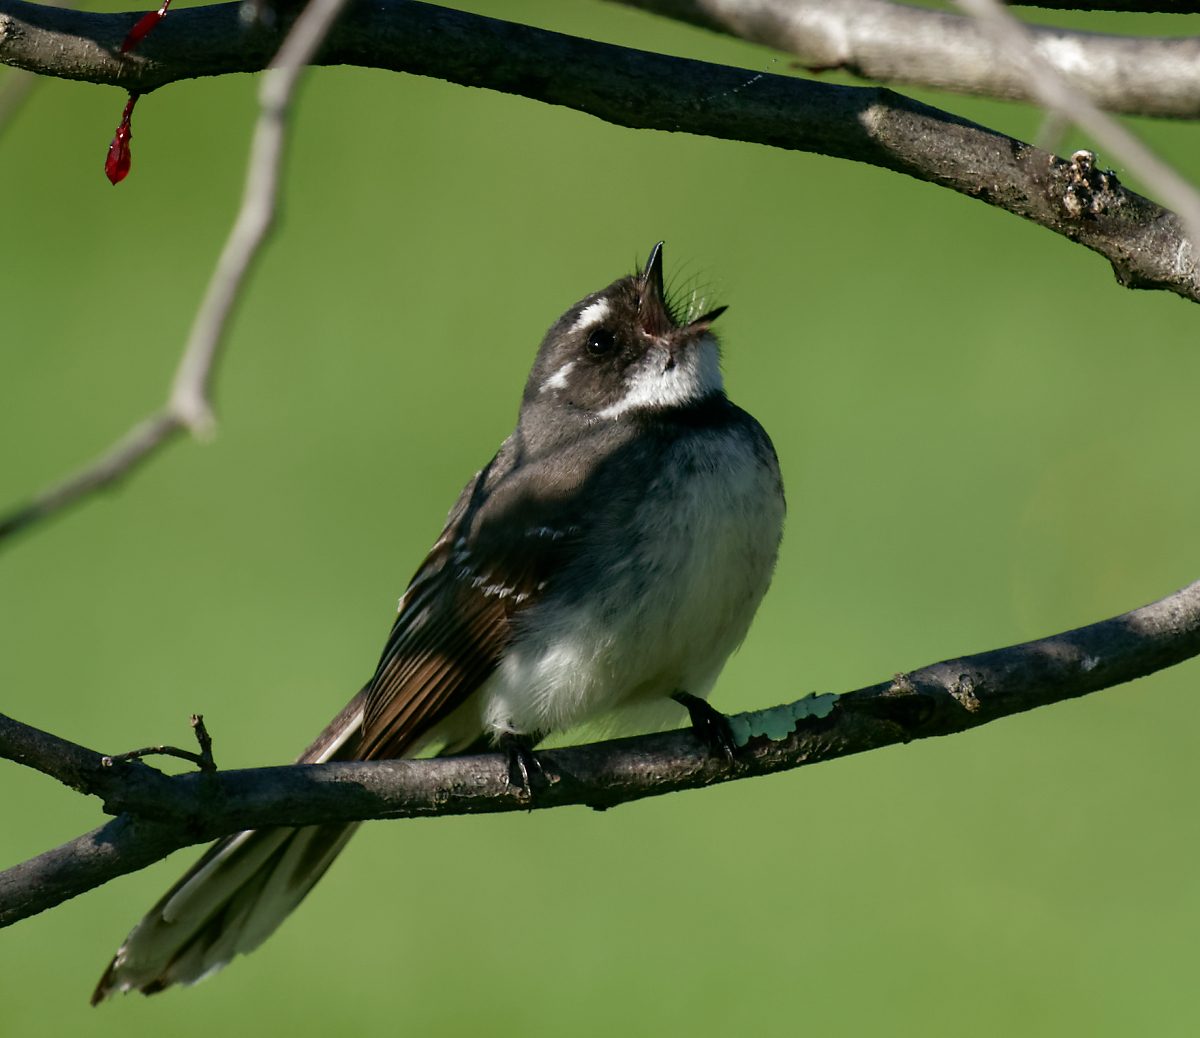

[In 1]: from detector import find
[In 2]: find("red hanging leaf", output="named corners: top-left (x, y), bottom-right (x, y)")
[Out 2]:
top-left (121, 0), bottom-right (172, 54)
top-left (104, 0), bottom-right (170, 185)
top-left (105, 93), bottom-right (140, 186)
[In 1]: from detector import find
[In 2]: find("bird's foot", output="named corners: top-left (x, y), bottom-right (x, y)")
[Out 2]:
top-left (672, 691), bottom-right (738, 764)
top-left (498, 731), bottom-right (545, 801)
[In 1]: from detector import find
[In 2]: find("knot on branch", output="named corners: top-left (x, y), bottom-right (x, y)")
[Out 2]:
top-left (947, 673), bottom-right (982, 713)
top-left (1060, 149), bottom-right (1123, 220)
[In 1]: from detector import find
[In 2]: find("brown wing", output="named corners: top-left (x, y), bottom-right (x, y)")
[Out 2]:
top-left (357, 547), bottom-right (510, 759)
top-left (357, 453), bottom-right (586, 761)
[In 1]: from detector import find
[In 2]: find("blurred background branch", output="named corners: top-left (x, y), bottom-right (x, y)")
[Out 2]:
top-left (4, 578), bottom-right (1200, 927)
top-left (615, 0), bottom-right (1200, 118)
top-left (1010, 1), bottom-right (1200, 11)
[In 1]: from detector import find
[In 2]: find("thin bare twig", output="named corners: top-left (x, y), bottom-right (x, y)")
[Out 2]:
top-left (169, 0), bottom-right (354, 433)
top-left (0, 0), bottom-right (352, 547)
top-left (955, 0), bottom-right (1200, 258)
top-left (3, 577), bottom-right (1200, 927)
top-left (189, 712), bottom-right (215, 768)
top-left (1034, 109), bottom-right (1070, 153)
top-left (100, 714), bottom-right (216, 772)
top-left (615, 0), bottom-right (1200, 118)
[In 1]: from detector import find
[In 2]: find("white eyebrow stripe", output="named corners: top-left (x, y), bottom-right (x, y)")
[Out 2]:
top-left (571, 298), bottom-right (611, 333)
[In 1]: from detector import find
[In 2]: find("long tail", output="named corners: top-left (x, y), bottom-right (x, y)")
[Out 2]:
top-left (91, 692), bottom-right (368, 1004)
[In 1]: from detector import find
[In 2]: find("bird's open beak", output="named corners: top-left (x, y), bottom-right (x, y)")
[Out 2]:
top-left (639, 241), bottom-right (673, 337)
top-left (641, 241), bottom-right (727, 338)
top-left (686, 304), bottom-right (727, 332)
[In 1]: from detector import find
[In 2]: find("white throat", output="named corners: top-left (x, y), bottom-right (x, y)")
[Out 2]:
top-left (598, 334), bottom-right (723, 419)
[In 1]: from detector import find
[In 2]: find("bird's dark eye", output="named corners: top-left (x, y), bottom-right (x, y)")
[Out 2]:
top-left (586, 327), bottom-right (616, 358)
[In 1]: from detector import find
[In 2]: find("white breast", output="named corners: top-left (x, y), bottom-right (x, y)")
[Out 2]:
top-left (480, 426), bottom-right (784, 738)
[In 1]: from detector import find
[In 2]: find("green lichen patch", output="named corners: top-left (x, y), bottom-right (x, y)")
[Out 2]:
top-left (729, 693), bottom-right (840, 747)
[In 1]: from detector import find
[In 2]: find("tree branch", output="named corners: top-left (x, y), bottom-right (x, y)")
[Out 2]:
top-left (0, 712), bottom-right (192, 807)
top-left (4, 577), bottom-right (1199, 928)
top-left (0, 1), bottom-right (1197, 310)
top-left (1012, 1), bottom-right (1200, 12)
top-left (0, 817), bottom-right (191, 928)
top-left (955, 0), bottom-right (1200, 263)
top-left (615, 0), bottom-right (1200, 118)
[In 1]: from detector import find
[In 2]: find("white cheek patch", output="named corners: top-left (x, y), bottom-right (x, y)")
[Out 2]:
top-left (540, 360), bottom-right (575, 394)
top-left (571, 298), bottom-right (610, 334)
top-left (598, 334), bottom-right (724, 419)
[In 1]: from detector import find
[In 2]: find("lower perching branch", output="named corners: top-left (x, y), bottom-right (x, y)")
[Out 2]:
top-left (3, 578), bottom-right (1199, 928)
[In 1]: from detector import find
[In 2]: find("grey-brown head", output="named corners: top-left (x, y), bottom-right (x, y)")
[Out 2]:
top-left (523, 242), bottom-right (728, 419)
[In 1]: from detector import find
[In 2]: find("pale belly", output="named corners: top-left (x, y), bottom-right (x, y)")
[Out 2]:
top-left (479, 428), bottom-right (784, 738)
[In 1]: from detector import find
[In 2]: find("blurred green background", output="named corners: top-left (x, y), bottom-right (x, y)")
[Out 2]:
top-left (3, 1), bottom-right (1199, 1034)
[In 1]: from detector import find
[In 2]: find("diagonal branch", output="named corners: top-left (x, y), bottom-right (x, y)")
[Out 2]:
top-left (0, 414), bottom-right (184, 543)
top-left (3, 577), bottom-right (1199, 927)
top-left (0, 817), bottom-right (192, 929)
top-left (615, 0), bottom-right (1200, 118)
top-left (0, 0), bottom-right (351, 546)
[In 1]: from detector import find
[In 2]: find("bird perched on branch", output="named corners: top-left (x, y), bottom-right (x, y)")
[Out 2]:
top-left (93, 242), bottom-right (785, 1003)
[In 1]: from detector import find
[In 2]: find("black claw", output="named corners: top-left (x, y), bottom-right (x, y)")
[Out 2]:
top-left (499, 732), bottom-right (544, 800)
top-left (672, 691), bottom-right (738, 764)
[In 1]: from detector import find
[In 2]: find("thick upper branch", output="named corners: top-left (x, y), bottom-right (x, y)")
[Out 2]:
top-left (0, 1), bottom-right (1198, 303)
top-left (3, 578), bottom-right (1199, 927)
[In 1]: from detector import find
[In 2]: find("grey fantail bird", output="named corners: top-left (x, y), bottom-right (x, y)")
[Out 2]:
top-left (92, 242), bottom-right (785, 1003)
